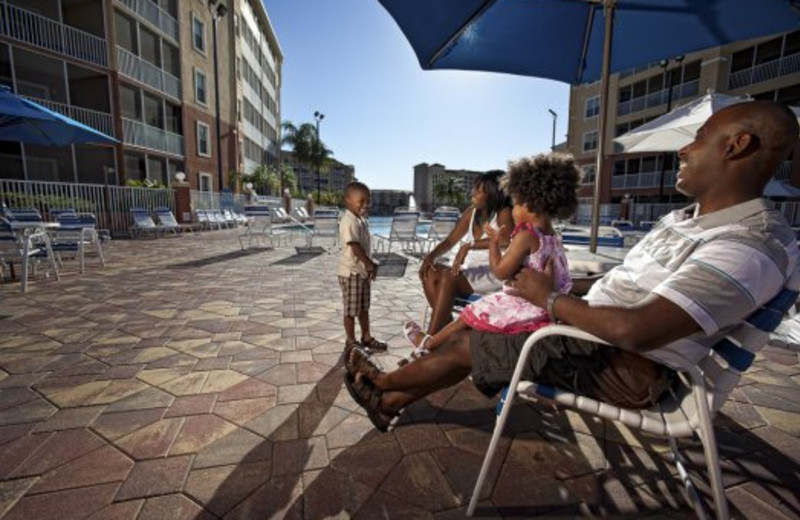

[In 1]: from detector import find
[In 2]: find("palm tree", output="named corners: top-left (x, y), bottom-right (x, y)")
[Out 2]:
top-left (248, 165), bottom-right (269, 195)
top-left (282, 120), bottom-right (334, 202)
top-left (433, 176), bottom-right (466, 208)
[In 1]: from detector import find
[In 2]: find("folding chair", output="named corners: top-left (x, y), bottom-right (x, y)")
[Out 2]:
top-left (467, 270), bottom-right (800, 519)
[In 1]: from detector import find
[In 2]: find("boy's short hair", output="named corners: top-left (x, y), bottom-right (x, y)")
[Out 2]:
top-left (501, 153), bottom-right (582, 220)
top-left (345, 181), bottom-right (370, 198)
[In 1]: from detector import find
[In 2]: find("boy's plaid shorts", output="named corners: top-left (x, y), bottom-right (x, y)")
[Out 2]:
top-left (338, 275), bottom-right (370, 317)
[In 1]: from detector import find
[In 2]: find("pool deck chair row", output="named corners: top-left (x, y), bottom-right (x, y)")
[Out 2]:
top-left (373, 208), bottom-right (422, 254)
top-left (239, 206), bottom-right (289, 249)
top-left (467, 270), bottom-right (800, 520)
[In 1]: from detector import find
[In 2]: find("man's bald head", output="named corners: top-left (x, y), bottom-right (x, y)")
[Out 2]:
top-left (717, 100), bottom-right (799, 174)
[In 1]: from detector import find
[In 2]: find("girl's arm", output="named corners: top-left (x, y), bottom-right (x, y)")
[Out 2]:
top-left (469, 207), bottom-right (513, 250)
top-left (486, 226), bottom-right (538, 280)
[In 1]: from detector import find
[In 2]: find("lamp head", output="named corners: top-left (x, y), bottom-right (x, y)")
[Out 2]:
top-left (175, 171), bottom-right (186, 183)
top-left (547, 109), bottom-right (557, 118)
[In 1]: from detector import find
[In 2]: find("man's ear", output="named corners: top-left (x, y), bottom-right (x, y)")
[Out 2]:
top-left (726, 132), bottom-right (757, 159)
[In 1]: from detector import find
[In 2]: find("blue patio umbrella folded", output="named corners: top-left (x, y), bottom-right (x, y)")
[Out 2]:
top-left (377, 0), bottom-right (800, 250)
top-left (0, 86), bottom-right (117, 146)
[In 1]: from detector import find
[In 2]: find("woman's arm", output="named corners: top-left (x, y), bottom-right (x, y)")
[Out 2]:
top-left (470, 207), bottom-right (513, 249)
top-left (487, 226), bottom-right (538, 281)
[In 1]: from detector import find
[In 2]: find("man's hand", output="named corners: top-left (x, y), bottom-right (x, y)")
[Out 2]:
top-left (505, 260), bottom-right (556, 308)
top-left (366, 260), bottom-right (378, 281)
top-left (451, 243), bottom-right (471, 275)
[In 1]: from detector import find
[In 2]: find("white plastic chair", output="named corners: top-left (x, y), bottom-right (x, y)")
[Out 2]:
top-left (467, 270), bottom-right (800, 520)
top-left (0, 217), bottom-right (60, 292)
top-left (51, 212), bottom-right (105, 273)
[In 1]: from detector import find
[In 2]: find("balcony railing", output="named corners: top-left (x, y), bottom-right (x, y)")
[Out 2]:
top-left (23, 95), bottom-right (115, 138)
top-left (728, 52), bottom-right (800, 90)
top-left (617, 79), bottom-right (700, 116)
top-left (0, 3), bottom-right (108, 67)
top-left (611, 170), bottom-right (677, 190)
top-left (122, 118), bottom-right (184, 156)
top-left (775, 160), bottom-right (794, 182)
top-left (117, 47), bottom-right (181, 100)
top-left (117, 0), bottom-right (179, 42)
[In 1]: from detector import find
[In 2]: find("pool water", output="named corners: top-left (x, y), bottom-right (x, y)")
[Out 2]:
top-left (277, 215), bottom-right (432, 238)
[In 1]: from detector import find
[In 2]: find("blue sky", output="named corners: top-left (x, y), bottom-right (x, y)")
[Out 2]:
top-left (262, 0), bottom-right (570, 191)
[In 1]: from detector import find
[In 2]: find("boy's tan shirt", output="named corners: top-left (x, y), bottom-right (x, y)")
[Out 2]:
top-left (338, 209), bottom-right (372, 278)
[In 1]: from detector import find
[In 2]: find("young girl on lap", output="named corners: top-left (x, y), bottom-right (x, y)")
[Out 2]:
top-left (403, 153), bottom-right (581, 358)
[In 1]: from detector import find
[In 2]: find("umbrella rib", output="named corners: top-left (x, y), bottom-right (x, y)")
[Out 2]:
top-left (427, 0), bottom-right (499, 67)
top-left (576, 3), bottom-right (597, 83)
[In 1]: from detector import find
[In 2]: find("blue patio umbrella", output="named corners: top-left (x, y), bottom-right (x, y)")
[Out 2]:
top-left (377, 0), bottom-right (800, 251)
top-left (0, 86), bottom-right (117, 146)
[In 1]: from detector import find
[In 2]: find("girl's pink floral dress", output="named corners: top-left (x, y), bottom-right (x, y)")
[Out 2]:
top-left (460, 222), bottom-right (572, 335)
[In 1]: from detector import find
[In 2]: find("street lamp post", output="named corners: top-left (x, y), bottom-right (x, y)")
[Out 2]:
top-left (313, 110), bottom-right (325, 203)
top-left (209, 0), bottom-right (227, 192)
top-left (547, 109), bottom-right (557, 151)
top-left (657, 55), bottom-right (684, 203)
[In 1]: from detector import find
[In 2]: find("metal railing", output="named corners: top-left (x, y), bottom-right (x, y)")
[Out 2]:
top-left (117, 0), bottom-right (179, 42)
top-left (728, 52), bottom-right (800, 90)
top-left (122, 118), bottom-right (184, 157)
top-left (617, 79), bottom-right (700, 116)
top-left (0, 3), bottom-right (108, 67)
top-left (775, 161), bottom-right (794, 182)
top-left (0, 179), bottom-right (174, 236)
top-left (117, 46), bottom-right (181, 100)
top-left (23, 95), bottom-right (114, 137)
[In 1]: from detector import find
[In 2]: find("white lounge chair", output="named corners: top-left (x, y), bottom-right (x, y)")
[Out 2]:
top-left (239, 206), bottom-right (289, 249)
top-left (373, 207), bottom-right (422, 254)
top-left (420, 207), bottom-right (460, 253)
top-left (129, 208), bottom-right (165, 238)
top-left (467, 270), bottom-right (800, 520)
top-left (308, 207), bottom-right (339, 249)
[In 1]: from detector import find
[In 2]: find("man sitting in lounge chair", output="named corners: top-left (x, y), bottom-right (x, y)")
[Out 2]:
top-left (343, 100), bottom-right (800, 432)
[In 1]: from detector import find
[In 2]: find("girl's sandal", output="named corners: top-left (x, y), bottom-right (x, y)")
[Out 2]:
top-left (346, 345), bottom-right (383, 382)
top-left (397, 335), bottom-right (431, 367)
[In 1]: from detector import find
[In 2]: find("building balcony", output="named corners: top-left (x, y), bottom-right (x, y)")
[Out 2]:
top-left (122, 117), bottom-right (183, 157)
top-left (24, 96), bottom-right (115, 138)
top-left (775, 160), bottom-right (793, 182)
top-left (611, 170), bottom-right (677, 190)
top-left (728, 52), bottom-right (800, 90)
top-left (116, 0), bottom-right (179, 43)
top-left (617, 79), bottom-right (700, 116)
top-left (0, 3), bottom-right (108, 68)
top-left (117, 46), bottom-right (181, 101)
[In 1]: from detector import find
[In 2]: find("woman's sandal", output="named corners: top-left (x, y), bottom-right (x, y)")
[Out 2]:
top-left (345, 345), bottom-right (383, 382)
top-left (343, 372), bottom-right (396, 432)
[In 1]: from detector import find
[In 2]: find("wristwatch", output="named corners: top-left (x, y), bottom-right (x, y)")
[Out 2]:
top-left (546, 291), bottom-right (562, 317)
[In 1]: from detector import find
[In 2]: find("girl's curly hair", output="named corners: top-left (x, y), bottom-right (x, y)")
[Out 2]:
top-left (500, 153), bottom-right (582, 220)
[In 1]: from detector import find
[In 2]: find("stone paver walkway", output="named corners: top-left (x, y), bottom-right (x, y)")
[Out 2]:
top-left (1, 229), bottom-right (799, 519)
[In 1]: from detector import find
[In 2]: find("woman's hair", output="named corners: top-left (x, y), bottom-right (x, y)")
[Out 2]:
top-left (501, 153), bottom-right (582, 219)
top-left (474, 170), bottom-right (512, 221)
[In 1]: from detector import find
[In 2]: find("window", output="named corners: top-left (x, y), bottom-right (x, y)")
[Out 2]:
top-left (582, 130), bottom-right (598, 152)
top-left (194, 69), bottom-right (207, 105)
top-left (197, 122), bottom-right (210, 157)
top-left (581, 164), bottom-right (596, 184)
top-left (192, 14), bottom-right (206, 53)
top-left (199, 172), bottom-right (212, 192)
top-left (731, 47), bottom-right (754, 73)
top-left (584, 96), bottom-right (600, 119)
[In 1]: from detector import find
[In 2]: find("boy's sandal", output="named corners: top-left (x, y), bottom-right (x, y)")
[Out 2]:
top-left (361, 337), bottom-right (388, 352)
top-left (343, 373), bottom-right (396, 433)
top-left (342, 339), bottom-right (360, 366)
top-left (346, 345), bottom-right (383, 382)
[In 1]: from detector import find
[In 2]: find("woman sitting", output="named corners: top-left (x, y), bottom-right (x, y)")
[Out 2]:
top-left (418, 171), bottom-right (513, 338)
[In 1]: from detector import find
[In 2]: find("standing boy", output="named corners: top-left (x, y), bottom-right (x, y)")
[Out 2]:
top-left (338, 182), bottom-right (388, 352)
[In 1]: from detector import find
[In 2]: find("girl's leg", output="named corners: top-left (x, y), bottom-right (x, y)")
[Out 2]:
top-left (409, 317), bottom-right (470, 351)
top-left (428, 271), bottom-right (473, 335)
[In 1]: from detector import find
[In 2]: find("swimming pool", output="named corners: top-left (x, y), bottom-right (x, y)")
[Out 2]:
top-left (277, 215), bottom-right (432, 238)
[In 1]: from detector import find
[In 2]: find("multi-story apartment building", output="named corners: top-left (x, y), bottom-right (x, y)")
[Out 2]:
top-left (234, 0), bottom-right (282, 177)
top-left (0, 0), bottom-right (282, 192)
top-left (413, 162), bottom-right (485, 212)
top-left (281, 150), bottom-right (355, 196)
top-left (566, 29), bottom-right (800, 221)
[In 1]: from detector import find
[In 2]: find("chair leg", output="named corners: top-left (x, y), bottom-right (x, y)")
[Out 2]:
top-left (669, 437), bottom-right (710, 520)
top-left (96, 241), bottom-right (105, 267)
top-left (693, 383), bottom-right (729, 520)
top-left (467, 386), bottom-right (515, 516)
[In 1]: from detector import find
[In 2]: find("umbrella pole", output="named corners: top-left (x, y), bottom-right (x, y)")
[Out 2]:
top-left (590, 0), bottom-right (615, 253)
